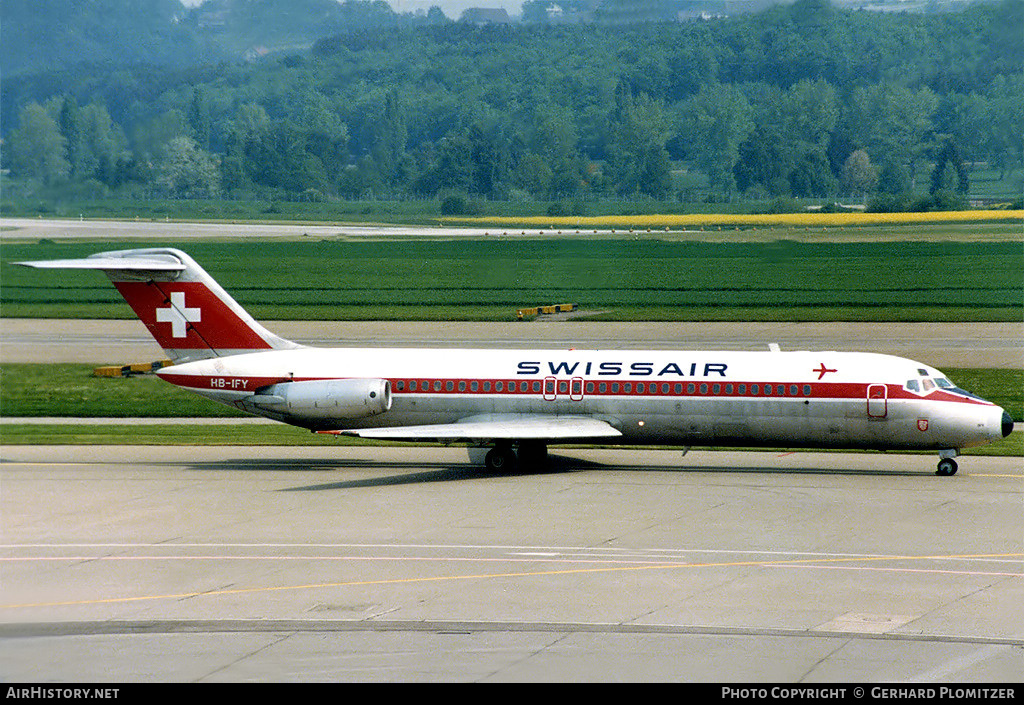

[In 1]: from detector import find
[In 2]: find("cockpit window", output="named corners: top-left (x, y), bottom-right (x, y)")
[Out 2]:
top-left (906, 379), bottom-right (920, 392)
top-left (935, 378), bottom-right (954, 389)
top-left (922, 379), bottom-right (935, 392)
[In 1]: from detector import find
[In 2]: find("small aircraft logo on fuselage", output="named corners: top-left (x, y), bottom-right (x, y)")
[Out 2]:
top-left (813, 363), bottom-right (838, 380)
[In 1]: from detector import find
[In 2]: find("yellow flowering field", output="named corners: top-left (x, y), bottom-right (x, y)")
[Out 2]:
top-left (446, 209), bottom-right (1023, 230)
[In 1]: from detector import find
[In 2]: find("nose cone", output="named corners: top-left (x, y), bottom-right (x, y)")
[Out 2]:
top-left (1003, 410), bottom-right (1015, 438)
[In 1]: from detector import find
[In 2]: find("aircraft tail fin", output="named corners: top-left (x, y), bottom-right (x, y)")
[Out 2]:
top-left (17, 248), bottom-right (301, 362)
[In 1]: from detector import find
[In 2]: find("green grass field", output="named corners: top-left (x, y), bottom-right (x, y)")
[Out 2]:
top-left (2, 237), bottom-right (1021, 322)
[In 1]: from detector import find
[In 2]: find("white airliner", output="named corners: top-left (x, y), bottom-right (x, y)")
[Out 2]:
top-left (19, 247), bottom-right (1013, 475)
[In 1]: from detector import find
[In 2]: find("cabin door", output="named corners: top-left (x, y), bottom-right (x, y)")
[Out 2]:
top-left (867, 384), bottom-right (888, 418)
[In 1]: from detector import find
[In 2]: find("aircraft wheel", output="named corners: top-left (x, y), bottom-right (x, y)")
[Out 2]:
top-left (936, 458), bottom-right (958, 476)
top-left (485, 446), bottom-right (516, 472)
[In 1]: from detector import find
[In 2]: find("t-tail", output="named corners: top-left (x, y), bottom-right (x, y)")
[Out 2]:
top-left (17, 247), bottom-right (301, 362)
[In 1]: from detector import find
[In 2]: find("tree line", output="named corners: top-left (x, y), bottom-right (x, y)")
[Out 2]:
top-left (3, 0), bottom-right (1022, 210)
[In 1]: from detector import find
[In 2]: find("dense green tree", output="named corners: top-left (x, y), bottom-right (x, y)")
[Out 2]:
top-left (985, 73), bottom-right (1024, 177)
top-left (846, 83), bottom-right (938, 190)
top-left (929, 141), bottom-right (969, 195)
top-left (156, 136), bottom-right (220, 198)
top-left (187, 88), bottom-right (212, 151)
top-left (605, 86), bottom-right (672, 197)
top-left (841, 150), bottom-right (878, 197)
top-left (57, 97), bottom-right (85, 179)
top-left (734, 126), bottom-right (793, 197)
top-left (678, 83), bottom-right (754, 195)
top-left (433, 133), bottom-right (474, 193)
top-left (876, 160), bottom-right (912, 195)
top-left (2, 0), bottom-right (1021, 205)
top-left (7, 102), bottom-right (69, 184)
top-left (789, 146), bottom-right (836, 197)
top-left (369, 90), bottom-right (408, 189)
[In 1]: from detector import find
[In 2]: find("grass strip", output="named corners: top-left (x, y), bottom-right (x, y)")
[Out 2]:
top-left (3, 238), bottom-right (1021, 323)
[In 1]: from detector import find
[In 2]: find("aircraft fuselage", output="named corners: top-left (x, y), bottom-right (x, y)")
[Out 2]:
top-left (159, 347), bottom-right (1010, 452)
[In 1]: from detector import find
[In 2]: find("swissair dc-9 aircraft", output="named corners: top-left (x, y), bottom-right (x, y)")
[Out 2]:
top-left (20, 247), bottom-right (1013, 476)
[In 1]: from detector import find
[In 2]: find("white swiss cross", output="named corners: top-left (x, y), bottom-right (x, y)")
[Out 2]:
top-left (155, 291), bottom-right (201, 338)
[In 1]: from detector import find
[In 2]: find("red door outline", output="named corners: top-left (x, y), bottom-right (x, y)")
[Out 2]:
top-left (543, 376), bottom-right (557, 401)
top-left (867, 384), bottom-right (888, 418)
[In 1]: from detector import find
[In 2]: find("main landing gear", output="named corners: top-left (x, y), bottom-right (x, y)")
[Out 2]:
top-left (936, 449), bottom-right (958, 476)
top-left (483, 442), bottom-right (549, 472)
top-left (484, 444), bottom-right (516, 471)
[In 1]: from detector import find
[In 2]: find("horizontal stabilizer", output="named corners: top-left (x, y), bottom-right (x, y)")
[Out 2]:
top-left (322, 414), bottom-right (622, 442)
top-left (17, 255), bottom-right (186, 272)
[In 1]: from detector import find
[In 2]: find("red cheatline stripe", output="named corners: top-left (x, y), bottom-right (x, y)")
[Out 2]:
top-left (159, 374), bottom-right (991, 406)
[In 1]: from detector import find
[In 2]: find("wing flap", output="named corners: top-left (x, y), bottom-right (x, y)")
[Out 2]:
top-left (320, 415), bottom-right (622, 442)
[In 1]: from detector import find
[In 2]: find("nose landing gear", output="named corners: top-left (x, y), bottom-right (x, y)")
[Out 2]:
top-left (936, 449), bottom-right (958, 476)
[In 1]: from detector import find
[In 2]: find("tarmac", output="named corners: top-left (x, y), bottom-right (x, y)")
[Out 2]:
top-left (2, 444), bottom-right (1022, 682)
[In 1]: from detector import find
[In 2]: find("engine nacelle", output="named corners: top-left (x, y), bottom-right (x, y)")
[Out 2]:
top-left (249, 378), bottom-right (391, 419)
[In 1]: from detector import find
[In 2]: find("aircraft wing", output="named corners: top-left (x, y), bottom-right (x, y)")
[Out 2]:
top-left (320, 414), bottom-right (622, 443)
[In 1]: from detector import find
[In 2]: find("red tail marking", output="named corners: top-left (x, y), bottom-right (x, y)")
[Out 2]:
top-left (114, 281), bottom-right (272, 351)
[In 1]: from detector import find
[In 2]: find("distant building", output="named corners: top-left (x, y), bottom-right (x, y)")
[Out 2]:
top-left (458, 7), bottom-right (514, 24)
top-left (195, 6), bottom-right (229, 32)
top-left (545, 3), bottom-right (565, 19)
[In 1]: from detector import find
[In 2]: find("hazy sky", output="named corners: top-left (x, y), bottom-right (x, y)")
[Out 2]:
top-left (178, 0), bottom-right (524, 18)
